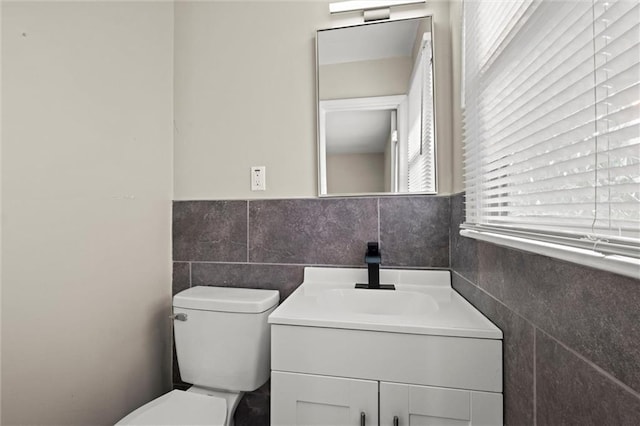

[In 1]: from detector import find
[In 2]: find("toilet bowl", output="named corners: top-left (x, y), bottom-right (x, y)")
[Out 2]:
top-left (116, 286), bottom-right (279, 426)
top-left (116, 390), bottom-right (226, 426)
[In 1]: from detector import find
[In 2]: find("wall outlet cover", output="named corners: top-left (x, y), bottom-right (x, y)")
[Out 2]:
top-left (251, 166), bottom-right (266, 191)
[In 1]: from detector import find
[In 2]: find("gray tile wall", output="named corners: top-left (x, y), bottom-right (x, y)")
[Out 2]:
top-left (450, 192), bottom-right (640, 425)
top-left (172, 193), bottom-right (639, 425)
top-left (172, 196), bottom-right (451, 425)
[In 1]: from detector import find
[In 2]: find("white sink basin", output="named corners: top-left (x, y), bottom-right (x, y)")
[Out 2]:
top-left (268, 267), bottom-right (503, 339)
top-left (317, 288), bottom-right (439, 316)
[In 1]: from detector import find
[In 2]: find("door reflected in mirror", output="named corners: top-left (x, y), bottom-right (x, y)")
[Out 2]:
top-left (317, 16), bottom-right (436, 196)
top-left (326, 109), bottom-right (395, 194)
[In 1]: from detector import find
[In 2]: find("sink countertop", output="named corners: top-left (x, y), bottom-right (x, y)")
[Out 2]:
top-left (268, 267), bottom-right (503, 339)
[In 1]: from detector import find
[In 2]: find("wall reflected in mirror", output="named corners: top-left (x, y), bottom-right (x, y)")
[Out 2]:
top-left (317, 16), bottom-right (436, 196)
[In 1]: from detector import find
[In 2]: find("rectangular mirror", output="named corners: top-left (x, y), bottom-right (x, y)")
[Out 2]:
top-left (317, 16), bottom-right (436, 196)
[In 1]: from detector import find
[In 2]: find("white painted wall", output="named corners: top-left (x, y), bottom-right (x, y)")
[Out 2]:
top-left (327, 152), bottom-right (385, 194)
top-left (174, 0), bottom-right (454, 199)
top-left (1, 2), bottom-right (173, 424)
top-left (319, 56), bottom-right (413, 100)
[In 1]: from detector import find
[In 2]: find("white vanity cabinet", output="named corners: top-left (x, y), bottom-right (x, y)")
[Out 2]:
top-left (380, 382), bottom-right (502, 426)
top-left (271, 371), bottom-right (502, 426)
top-left (271, 372), bottom-right (378, 426)
top-left (268, 268), bottom-right (504, 426)
top-left (270, 325), bottom-right (503, 426)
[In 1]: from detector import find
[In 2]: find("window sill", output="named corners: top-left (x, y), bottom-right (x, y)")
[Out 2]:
top-left (460, 229), bottom-right (640, 280)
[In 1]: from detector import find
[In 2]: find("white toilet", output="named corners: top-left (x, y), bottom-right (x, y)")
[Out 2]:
top-left (116, 286), bottom-right (280, 426)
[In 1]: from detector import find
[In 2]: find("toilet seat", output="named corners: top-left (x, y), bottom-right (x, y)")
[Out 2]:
top-left (115, 390), bottom-right (226, 426)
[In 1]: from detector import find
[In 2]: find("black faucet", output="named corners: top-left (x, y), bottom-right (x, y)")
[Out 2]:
top-left (355, 242), bottom-right (395, 290)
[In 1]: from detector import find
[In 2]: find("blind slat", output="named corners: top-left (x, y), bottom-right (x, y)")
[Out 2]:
top-left (463, 0), bottom-right (640, 256)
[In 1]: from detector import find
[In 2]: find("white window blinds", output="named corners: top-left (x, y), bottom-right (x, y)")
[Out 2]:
top-left (407, 39), bottom-right (436, 193)
top-left (463, 0), bottom-right (640, 274)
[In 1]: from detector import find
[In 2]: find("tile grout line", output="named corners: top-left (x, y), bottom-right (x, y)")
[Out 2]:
top-left (184, 259), bottom-right (451, 270)
top-left (448, 195), bottom-right (453, 269)
top-left (246, 201), bottom-right (250, 263)
top-left (377, 198), bottom-right (381, 244)
top-left (533, 328), bottom-right (537, 426)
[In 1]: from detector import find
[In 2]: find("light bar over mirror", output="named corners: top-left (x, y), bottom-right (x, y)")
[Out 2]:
top-left (329, 0), bottom-right (426, 14)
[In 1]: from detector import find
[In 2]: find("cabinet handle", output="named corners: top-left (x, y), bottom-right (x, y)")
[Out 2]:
top-left (360, 411), bottom-right (365, 426)
top-left (393, 416), bottom-right (399, 426)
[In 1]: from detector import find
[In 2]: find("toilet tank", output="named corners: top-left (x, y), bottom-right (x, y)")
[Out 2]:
top-left (173, 286), bottom-right (280, 392)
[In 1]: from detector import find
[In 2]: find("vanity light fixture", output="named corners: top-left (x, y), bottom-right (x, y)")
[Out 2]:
top-left (329, 0), bottom-right (426, 21)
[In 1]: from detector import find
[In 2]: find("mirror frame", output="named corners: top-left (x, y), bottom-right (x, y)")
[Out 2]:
top-left (316, 15), bottom-right (438, 198)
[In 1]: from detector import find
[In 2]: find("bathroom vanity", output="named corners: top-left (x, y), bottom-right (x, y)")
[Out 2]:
top-left (268, 268), bottom-right (503, 426)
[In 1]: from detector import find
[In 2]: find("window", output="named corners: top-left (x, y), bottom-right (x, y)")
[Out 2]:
top-left (462, 0), bottom-right (640, 278)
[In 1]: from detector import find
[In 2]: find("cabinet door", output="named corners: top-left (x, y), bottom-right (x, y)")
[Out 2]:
top-left (271, 371), bottom-right (378, 426)
top-left (380, 382), bottom-right (502, 426)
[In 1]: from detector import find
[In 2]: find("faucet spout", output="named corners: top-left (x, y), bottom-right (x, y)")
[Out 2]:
top-left (365, 242), bottom-right (381, 289)
top-left (355, 242), bottom-right (395, 290)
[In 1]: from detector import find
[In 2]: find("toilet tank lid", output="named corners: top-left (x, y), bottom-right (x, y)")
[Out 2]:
top-left (173, 286), bottom-right (280, 313)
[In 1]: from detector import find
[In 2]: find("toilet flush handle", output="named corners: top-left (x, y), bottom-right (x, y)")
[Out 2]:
top-left (170, 313), bottom-right (188, 321)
